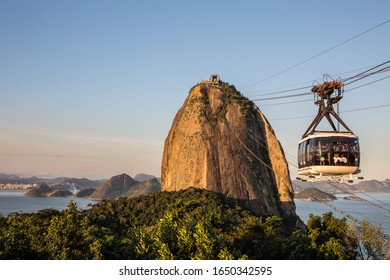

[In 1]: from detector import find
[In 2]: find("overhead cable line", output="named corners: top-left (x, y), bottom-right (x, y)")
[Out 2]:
top-left (243, 19), bottom-right (390, 89)
top-left (341, 103), bottom-right (390, 114)
top-left (225, 120), bottom-right (274, 172)
top-left (313, 182), bottom-right (390, 240)
top-left (252, 91), bottom-right (312, 101)
top-left (344, 65), bottom-right (390, 86)
top-left (269, 103), bottom-right (390, 121)
top-left (327, 182), bottom-right (390, 215)
top-left (321, 201), bottom-right (390, 243)
top-left (259, 99), bottom-right (312, 107)
top-left (224, 61), bottom-right (389, 105)
top-left (344, 66), bottom-right (390, 85)
top-left (359, 192), bottom-right (390, 209)
top-left (248, 85), bottom-right (311, 97)
top-left (252, 64), bottom-right (390, 104)
top-left (245, 61), bottom-right (390, 100)
top-left (344, 75), bottom-right (390, 93)
top-left (287, 161), bottom-right (299, 169)
top-left (245, 63), bottom-right (389, 96)
top-left (342, 60), bottom-right (390, 83)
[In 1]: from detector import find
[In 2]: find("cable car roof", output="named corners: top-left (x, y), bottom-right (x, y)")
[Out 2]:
top-left (299, 131), bottom-right (358, 144)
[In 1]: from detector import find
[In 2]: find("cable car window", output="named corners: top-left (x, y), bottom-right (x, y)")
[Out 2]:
top-left (313, 137), bottom-right (330, 166)
top-left (331, 137), bottom-right (347, 166)
top-left (306, 139), bottom-right (313, 166)
top-left (298, 143), bottom-right (302, 168)
top-left (349, 138), bottom-right (360, 167)
top-left (304, 139), bottom-right (311, 167)
top-left (298, 141), bottom-right (305, 168)
top-left (350, 139), bottom-right (359, 152)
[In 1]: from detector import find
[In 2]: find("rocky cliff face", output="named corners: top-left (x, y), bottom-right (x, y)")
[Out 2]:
top-left (161, 79), bottom-right (301, 227)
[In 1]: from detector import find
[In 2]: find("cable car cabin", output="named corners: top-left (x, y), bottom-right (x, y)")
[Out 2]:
top-left (297, 132), bottom-right (360, 176)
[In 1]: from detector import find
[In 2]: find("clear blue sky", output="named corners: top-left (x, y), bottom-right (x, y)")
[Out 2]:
top-left (1, 0), bottom-right (389, 180)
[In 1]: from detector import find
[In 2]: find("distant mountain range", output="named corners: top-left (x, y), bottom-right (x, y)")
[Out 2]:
top-left (293, 179), bottom-right (390, 194)
top-left (1, 173), bottom-right (388, 198)
top-left (0, 173), bottom-right (103, 191)
top-left (0, 173), bottom-right (161, 199)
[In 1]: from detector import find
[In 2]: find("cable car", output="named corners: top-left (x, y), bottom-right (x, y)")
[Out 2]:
top-left (296, 77), bottom-right (363, 182)
top-left (297, 131), bottom-right (360, 176)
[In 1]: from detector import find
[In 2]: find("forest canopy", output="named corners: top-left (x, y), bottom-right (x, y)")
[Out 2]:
top-left (0, 188), bottom-right (388, 260)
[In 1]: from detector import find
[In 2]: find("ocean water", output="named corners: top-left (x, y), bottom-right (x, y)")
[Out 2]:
top-left (0, 191), bottom-right (97, 216)
top-left (0, 191), bottom-right (389, 234)
top-left (295, 192), bottom-right (390, 234)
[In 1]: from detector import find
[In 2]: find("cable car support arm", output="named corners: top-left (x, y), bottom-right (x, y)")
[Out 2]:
top-left (302, 80), bottom-right (353, 138)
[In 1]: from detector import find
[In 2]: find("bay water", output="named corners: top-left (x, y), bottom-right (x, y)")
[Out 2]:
top-left (1, 191), bottom-right (389, 234)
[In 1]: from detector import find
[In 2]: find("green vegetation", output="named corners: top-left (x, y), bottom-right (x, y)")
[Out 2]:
top-left (218, 82), bottom-right (254, 118)
top-left (0, 188), bottom-right (388, 259)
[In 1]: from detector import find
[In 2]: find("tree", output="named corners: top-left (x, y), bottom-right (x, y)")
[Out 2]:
top-left (45, 201), bottom-right (102, 260)
top-left (306, 212), bottom-right (357, 259)
top-left (348, 219), bottom-right (390, 260)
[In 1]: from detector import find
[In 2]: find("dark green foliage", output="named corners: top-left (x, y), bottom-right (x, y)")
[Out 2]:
top-left (0, 189), bottom-right (373, 260)
top-left (306, 212), bottom-right (357, 259)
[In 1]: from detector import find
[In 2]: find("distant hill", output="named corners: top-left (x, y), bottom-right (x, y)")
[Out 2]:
top-left (89, 174), bottom-right (161, 200)
top-left (74, 188), bottom-right (97, 197)
top-left (134, 173), bottom-right (158, 182)
top-left (353, 179), bottom-right (390, 193)
top-left (123, 178), bottom-right (161, 197)
top-left (47, 177), bottom-right (103, 190)
top-left (25, 183), bottom-right (73, 197)
top-left (293, 179), bottom-right (390, 194)
top-left (0, 173), bottom-right (102, 192)
top-left (89, 173), bottom-right (137, 200)
top-left (0, 173), bottom-right (41, 184)
top-left (294, 188), bottom-right (336, 202)
top-left (0, 174), bottom-right (102, 192)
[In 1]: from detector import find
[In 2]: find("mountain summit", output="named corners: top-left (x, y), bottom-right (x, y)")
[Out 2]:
top-left (161, 75), bottom-right (301, 227)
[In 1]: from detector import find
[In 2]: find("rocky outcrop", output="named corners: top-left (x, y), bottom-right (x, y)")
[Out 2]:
top-left (24, 183), bottom-right (72, 197)
top-left (25, 183), bottom-right (52, 197)
top-left (161, 77), bottom-right (301, 227)
top-left (343, 195), bottom-right (363, 201)
top-left (89, 173), bottom-right (137, 200)
top-left (295, 188), bottom-right (336, 202)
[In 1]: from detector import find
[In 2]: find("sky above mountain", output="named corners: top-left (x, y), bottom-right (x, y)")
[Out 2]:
top-left (1, 0), bottom-right (389, 180)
